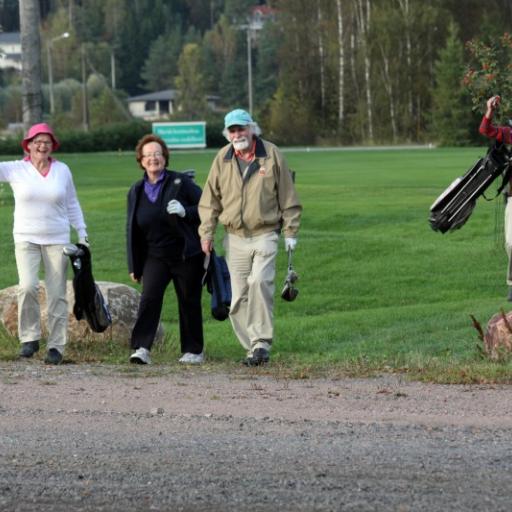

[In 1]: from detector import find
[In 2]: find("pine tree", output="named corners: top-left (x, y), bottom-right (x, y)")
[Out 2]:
top-left (140, 28), bottom-right (183, 92)
top-left (431, 21), bottom-right (472, 146)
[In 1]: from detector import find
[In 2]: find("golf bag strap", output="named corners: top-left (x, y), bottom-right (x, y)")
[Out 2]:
top-left (481, 141), bottom-right (512, 201)
top-left (498, 164), bottom-right (512, 194)
top-left (482, 164), bottom-right (512, 201)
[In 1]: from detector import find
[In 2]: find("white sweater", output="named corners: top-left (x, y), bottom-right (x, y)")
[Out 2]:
top-left (0, 158), bottom-right (87, 244)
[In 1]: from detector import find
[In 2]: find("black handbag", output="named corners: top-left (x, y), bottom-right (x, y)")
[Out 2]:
top-left (429, 142), bottom-right (512, 233)
top-left (203, 251), bottom-right (232, 321)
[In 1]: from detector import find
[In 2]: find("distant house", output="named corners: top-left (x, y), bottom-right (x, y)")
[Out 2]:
top-left (127, 89), bottom-right (220, 121)
top-left (249, 5), bottom-right (277, 31)
top-left (0, 32), bottom-right (21, 70)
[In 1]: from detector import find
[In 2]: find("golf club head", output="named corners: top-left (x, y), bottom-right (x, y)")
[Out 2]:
top-left (281, 251), bottom-right (299, 302)
top-left (281, 282), bottom-right (299, 302)
top-left (287, 269), bottom-right (298, 284)
top-left (63, 243), bottom-right (82, 257)
top-left (182, 169), bottom-right (196, 180)
top-left (63, 243), bottom-right (85, 270)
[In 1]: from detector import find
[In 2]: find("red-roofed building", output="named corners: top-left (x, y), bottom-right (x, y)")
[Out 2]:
top-left (249, 5), bottom-right (277, 31)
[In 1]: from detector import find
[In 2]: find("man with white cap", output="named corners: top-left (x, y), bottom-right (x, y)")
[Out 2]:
top-left (199, 109), bottom-right (302, 365)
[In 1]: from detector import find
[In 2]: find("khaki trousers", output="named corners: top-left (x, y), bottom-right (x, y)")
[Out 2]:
top-left (506, 198), bottom-right (512, 285)
top-left (14, 242), bottom-right (68, 352)
top-left (223, 232), bottom-right (279, 355)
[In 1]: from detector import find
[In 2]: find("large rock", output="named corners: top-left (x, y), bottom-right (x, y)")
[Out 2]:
top-left (473, 310), bottom-right (512, 360)
top-left (0, 281), bottom-right (163, 344)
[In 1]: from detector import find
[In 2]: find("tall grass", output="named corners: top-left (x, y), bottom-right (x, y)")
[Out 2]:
top-left (1, 146), bottom-right (511, 381)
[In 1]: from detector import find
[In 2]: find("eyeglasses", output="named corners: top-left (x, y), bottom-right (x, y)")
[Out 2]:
top-left (32, 139), bottom-right (53, 146)
top-left (142, 151), bottom-right (163, 159)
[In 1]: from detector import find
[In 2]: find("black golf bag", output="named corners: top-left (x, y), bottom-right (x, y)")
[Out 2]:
top-left (63, 243), bottom-right (112, 332)
top-left (203, 251), bottom-right (232, 321)
top-left (429, 142), bottom-right (512, 233)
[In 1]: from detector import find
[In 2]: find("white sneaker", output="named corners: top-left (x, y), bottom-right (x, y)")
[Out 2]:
top-left (179, 352), bottom-right (204, 364)
top-left (130, 347), bottom-right (151, 365)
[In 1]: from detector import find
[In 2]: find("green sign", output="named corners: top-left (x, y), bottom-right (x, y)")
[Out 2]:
top-left (152, 122), bottom-right (206, 149)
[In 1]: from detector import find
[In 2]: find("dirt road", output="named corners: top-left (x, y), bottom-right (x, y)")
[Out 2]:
top-left (1, 362), bottom-right (511, 511)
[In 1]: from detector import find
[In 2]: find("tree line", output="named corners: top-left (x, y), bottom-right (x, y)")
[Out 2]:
top-left (3, 0), bottom-right (512, 145)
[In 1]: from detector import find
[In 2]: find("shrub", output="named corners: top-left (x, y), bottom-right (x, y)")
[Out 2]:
top-left (0, 116), bottom-right (228, 155)
top-left (464, 32), bottom-right (512, 119)
top-left (58, 121), bottom-right (152, 152)
top-left (0, 136), bottom-right (21, 154)
top-left (205, 114), bottom-right (226, 148)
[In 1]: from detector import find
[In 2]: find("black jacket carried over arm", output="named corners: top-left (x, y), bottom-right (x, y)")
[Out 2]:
top-left (127, 170), bottom-right (202, 279)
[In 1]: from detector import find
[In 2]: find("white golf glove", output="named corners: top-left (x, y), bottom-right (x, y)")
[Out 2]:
top-left (78, 237), bottom-right (90, 247)
top-left (284, 237), bottom-right (297, 251)
top-left (167, 199), bottom-right (186, 218)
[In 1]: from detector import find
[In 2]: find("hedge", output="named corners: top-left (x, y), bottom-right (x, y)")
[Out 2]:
top-left (0, 117), bottom-right (227, 155)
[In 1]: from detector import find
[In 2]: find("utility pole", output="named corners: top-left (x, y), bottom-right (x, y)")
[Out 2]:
top-left (239, 13), bottom-right (263, 115)
top-left (246, 27), bottom-right (253, 115)
top-left (110, 48), bottom-right (116, 90)
top-left (81, 43), bottom-right (89, 131)
top-left (47, 32), bottom-right (70, 115)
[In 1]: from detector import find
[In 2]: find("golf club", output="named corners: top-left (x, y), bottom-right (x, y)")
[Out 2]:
top-left (281, 247), bottom-right (299, 302)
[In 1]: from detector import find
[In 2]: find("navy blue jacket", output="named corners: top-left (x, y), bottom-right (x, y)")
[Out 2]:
top-left (126, 170), bottom-right (202, 279)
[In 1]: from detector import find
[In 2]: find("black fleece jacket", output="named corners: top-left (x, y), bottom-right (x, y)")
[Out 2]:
top-left (126, 170), bottom-right (203, 279)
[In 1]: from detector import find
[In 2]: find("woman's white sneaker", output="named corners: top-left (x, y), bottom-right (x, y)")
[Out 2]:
top-left (130, 347), bottom-right (151, 364)
top-left (179, 352), bottom-right (204, 364)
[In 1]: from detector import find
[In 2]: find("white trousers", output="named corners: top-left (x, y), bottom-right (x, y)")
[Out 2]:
top-left (223, 232), bottom-right (278, 355)
top-left (14, 242), bottom-right (68, 352)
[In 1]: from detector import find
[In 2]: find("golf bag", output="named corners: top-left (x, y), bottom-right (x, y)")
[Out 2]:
top-left (63, 243), bottom-right (112, 333)
top-left (429, 142), bottom-right (512, 233)
top-left (204, 251), bottom-right (231, 321)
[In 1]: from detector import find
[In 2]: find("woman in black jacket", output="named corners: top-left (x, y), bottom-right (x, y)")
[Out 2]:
top-left (127, 134), bottom-right (204, 364)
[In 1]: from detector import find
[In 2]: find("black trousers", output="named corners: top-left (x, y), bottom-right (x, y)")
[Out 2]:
top-left (131, 253), bottom-right (204, 354)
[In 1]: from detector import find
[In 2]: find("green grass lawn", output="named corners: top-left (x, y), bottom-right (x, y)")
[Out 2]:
top-left (1, 146), bottom-right (511, 382)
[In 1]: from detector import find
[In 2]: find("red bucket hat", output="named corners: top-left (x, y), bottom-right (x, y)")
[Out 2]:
top-left (21, 123), bottom-right (60, 153)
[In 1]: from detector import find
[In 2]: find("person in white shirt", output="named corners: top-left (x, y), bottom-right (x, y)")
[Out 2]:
top-left (0, 123), bottom-right (88, 364)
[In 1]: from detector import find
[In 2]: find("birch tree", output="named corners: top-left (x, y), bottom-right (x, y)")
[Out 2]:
top-left (397, 0), bottom-right (413, 122)
top-left (372, 3), bottom-right (401, 142)
top-left (353, 0), bottom-right (373, 142)
top-left (317, 0), bottom-right (326, 114)
top-left (336, 0), bottom-right (345, 128)
top-left (19, 0), bottom-right (43, 128)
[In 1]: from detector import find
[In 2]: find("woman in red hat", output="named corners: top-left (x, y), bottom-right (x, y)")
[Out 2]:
top-left (0, 123), bottom-right (88, 364)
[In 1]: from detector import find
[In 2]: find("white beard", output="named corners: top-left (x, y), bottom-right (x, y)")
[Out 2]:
top-left (233, 137), bottom-right (250, 151)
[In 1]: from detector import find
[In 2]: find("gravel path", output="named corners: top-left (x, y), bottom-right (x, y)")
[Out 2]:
top-left (1, 362), bottom-right (511, 511)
